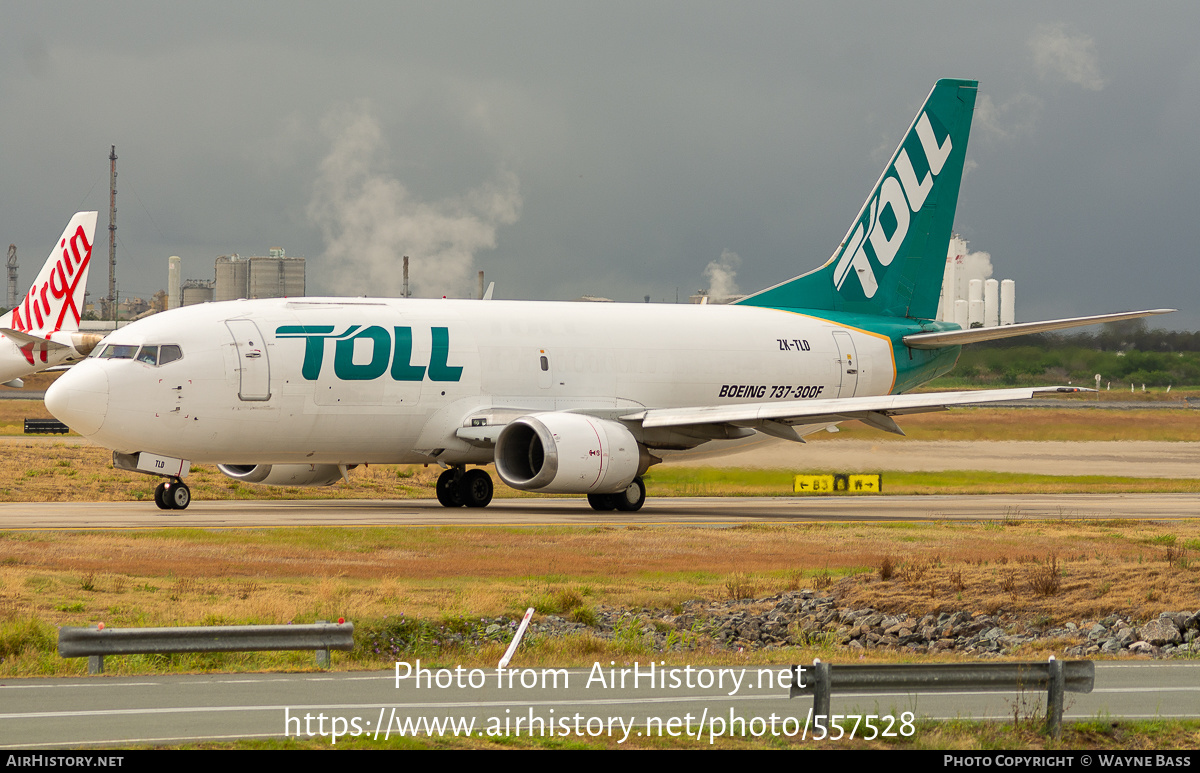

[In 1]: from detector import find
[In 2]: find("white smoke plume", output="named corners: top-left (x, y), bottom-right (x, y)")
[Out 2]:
top-left (703, 249), bottom-right (742, 301)
top-left (960, 249), bottom-right (993, 286)
top-left (1029, 23), bottom-right (1106, 91)
top-left (973, 92), bottom-right (1043, 143)
top-left (947, 237), bottom-right (993, 300)
top-left (308, 104), bottom-right (521, 298)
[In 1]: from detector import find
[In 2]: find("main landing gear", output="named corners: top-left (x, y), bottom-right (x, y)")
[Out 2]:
top-left (154, 478), bottom-right (191, 511)
top-left (435, 468), bottom-right (646, 512)
top-left (587, 477), bottom-right (646, 512)
top-left (436, 467), bottom-right (494, 508)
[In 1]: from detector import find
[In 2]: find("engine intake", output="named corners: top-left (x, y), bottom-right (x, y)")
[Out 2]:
top-left (494, 413), bottom-right (645, 494)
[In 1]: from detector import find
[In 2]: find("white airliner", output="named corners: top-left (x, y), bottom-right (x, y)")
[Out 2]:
top-left (45, 80), bottom-right (1171, 511)
top-left (1, 212), bottom-right (103, 387)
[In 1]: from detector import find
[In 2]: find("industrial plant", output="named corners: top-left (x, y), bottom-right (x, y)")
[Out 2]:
top-left (168, 250), bottom-right (306, 309)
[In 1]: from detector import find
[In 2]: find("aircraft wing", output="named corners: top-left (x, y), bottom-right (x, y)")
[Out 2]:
top-left (621, 386), bottom-right (1088, 442)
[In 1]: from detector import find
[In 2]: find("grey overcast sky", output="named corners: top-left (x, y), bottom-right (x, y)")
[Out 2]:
top-left (3, 2), bottom-right (1196, 328)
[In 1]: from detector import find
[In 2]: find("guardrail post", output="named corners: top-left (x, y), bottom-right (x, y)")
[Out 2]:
top-left (88, 655), bottom-right (104, 675)
top-left (315, 620), bottom-right (330, 668)
top-left (812, 658), bottom-right (831, 718)
top-left (1045, 656), bottom-right (1064, 739)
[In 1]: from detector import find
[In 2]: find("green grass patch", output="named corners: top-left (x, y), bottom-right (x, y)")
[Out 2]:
top-left (645, 467), bottom-right (1200, 496)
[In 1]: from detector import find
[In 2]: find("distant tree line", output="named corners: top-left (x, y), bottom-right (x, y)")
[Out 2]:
top-left (943, 321), bottom-right (1200, 387)
top-left (981, 319), bottom-right (1200, 353)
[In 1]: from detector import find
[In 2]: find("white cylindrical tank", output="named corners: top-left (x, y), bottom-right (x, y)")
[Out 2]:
top-left (1001, 279), bottom-right (1016, 325)
top-left (968, 299), bottom-right (984, 329)
top-left (984, 279), bottom-right (999, 327)
top-left (954, 299), bottom-right (969, 330)
top-left (967, 279), bottom-right (983, 328)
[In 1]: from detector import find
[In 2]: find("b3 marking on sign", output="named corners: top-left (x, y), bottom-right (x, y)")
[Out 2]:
top-left (793, 473), bottom-right (882, 494)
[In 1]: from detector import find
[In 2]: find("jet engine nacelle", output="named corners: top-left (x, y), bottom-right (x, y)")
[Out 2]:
top-left (494, 413), bottom-right (645, 494)
top-left (217, 463), bottom-right (346, 487)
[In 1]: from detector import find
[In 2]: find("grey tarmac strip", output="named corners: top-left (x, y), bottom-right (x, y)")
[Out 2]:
top-left (2, 662), bottom-right (1198, 748)
top-left (1, 493), bottom-right (1198, 529)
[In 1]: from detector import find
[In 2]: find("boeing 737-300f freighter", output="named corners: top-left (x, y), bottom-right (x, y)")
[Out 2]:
top-left (45, 80), bottom-right (1171, 511)
top-left (1, 212), bottom-right (102, 387)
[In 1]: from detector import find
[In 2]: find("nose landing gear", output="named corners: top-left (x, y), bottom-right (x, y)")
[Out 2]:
top-left (154, 478), bottom-right (191, 511)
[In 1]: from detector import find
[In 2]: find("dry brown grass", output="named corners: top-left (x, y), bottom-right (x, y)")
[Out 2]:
top-left (2, 520), bottom-right (1197, 638)
top-left (846, 531), bottom-right (1200, 625)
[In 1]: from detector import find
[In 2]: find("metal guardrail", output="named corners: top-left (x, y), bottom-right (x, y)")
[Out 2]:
top-left (58, 621), bottom-right (354, 674)
top-left (790, 657), bottom-right (1094, 739)
top-left (24, 418), bottom-right (70, 434)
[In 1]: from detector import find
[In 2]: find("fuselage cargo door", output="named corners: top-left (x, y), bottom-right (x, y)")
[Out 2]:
top-left (225, 319), bottom-right (271, 401)
top-left (832, 330), bottom-right (859, 398)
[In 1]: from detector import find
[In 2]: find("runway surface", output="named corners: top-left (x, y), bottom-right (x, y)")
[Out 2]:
top-left (2, 493), bottom-right (1198, 529)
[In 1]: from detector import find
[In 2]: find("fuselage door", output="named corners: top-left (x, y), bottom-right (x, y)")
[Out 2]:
top-left (226, 319), bottom-right (271, 401)
top-left (832, 330), bottom-right (859, 398)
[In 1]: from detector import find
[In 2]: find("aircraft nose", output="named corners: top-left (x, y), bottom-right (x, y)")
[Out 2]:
top-left (45, 364), bottom-right (109, 436)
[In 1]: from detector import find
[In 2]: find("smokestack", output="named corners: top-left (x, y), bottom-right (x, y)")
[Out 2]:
top-left (168, 256), bottom-right (181, 310)
top-left (402, 256), bottom-right (409, 298)
top-left (477, 270), bottom-right (484, 300)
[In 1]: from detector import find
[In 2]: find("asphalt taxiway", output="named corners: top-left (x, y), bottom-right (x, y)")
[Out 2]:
top-left (2, 492), bottom-right (1198, 529)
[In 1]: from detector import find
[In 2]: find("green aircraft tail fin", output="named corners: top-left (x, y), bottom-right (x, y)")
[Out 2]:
top-left (738, 78), bottom-right (977, 320)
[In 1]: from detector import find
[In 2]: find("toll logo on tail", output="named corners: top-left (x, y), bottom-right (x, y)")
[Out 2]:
top-left (832, 111), bottom-right (953, 299)
top-left (737, 78), bottom-right (976, 320)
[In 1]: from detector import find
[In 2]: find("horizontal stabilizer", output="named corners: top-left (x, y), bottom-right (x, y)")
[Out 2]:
top-left (1, 328), bottom-right (70, 352)
top-left (903, 309), bottom-right (1176, 349)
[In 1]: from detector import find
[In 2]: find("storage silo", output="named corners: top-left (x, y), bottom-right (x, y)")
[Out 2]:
top-left (984, 278), bottom-right (999, 327)
top-left (215, 255), bottom-right (248, 302)
top-left (248, 253), bottom-right (305, 299)
top-left (967, 279), bottom-right (984, 328)
top-left (181, 279), bottom-right (215, 306)
top-left (1000, 279), bottom-right (1016, 325)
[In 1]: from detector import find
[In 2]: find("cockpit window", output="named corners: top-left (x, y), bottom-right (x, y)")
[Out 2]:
top-left (95, 343), bottom-right (183, 366)
top-left (98, 344), bottom-right (138, 359)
